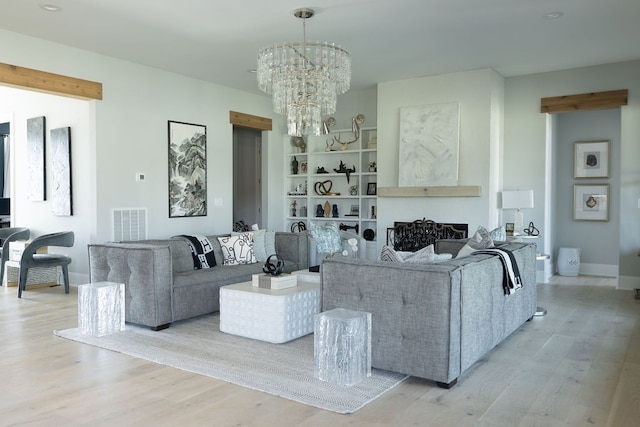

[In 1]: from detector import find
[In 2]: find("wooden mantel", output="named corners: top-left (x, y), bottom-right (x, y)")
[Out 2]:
top-left (378, 186), bottom-right (482, 198)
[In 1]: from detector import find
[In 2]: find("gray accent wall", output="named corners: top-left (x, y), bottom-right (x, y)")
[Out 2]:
top-left (554, 109), bottom-right (621, 272)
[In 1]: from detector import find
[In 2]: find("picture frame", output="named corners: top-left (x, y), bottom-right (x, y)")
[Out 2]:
top-left (51, 126), bottom-right (73, 216)
top-left (168, 120), bottom-right (207, 218)
top-left (574, 184), bottom-right (609, 221)
top-left (505, 222), bottom-right (515, 236)
top-left (367, 182), bottom-right (377, 195)
top-left (574, 140), bottom-right (610, 179)
top-left (300, 161), bottom-right (307, 174)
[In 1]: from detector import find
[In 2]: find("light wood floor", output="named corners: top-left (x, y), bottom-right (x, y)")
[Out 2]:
top-left (1, 276), bottom-right (638, 426)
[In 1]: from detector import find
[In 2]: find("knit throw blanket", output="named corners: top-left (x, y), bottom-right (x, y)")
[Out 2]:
top-left (176, 234), bottom-right (217, 269)
top-left (473, 247), bottom-right (522, 295)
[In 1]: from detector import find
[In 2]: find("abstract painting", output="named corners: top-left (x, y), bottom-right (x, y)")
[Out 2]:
top-left (398, 102), bottom-right (459, 186)
top-left (27, 116), bottom-right (46, 201)
top-left (168, 121), bottom-right (207, 217)
top-left (51, 127), bottom-right (72, 216)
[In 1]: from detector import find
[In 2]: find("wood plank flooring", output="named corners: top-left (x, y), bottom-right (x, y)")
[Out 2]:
top-left (1, 276), bottom-right (638, 426)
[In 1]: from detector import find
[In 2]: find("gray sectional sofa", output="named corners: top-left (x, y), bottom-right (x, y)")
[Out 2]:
top-left (320, 239), bottom-right (537, 388)
top-left (88, 232), bottom-right (308, 330)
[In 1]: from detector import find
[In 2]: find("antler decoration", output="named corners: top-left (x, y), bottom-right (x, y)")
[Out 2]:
top-left (323, 114), bottom-right (365, 151)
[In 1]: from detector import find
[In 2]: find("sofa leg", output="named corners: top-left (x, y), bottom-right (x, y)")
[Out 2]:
top-left (151, 323), bottom-right (170, 331)
top-left (436, 378), bottom-right (457, 389)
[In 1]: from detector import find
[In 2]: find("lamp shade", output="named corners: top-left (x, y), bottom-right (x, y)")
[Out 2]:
top-left (502, 190), bottom-right (534, 210)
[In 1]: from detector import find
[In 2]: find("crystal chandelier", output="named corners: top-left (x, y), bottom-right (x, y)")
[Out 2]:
top-left (257, 8), bottom-right (351, 137)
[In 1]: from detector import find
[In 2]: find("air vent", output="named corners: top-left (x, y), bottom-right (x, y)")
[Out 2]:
top-left (112, 208), bottom-right (147, 241)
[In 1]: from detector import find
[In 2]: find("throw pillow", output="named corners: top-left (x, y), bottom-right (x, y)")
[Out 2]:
top-left (231, 230), bottom-right (276, 262)
top-left (379, 245), bottom-right (404, 262)
top-left (310, 222), bottom-right (342, 254)
top-left (404, 244), bottom-right (436, 264)
top-left (433, 253), bottom-right (453, 262)
top-left (488, 225), bottom-right (506, 242)
top-left (217, 233), bottom-right (256, 265)
top-left (469, 226), bottom-right (495, 249)
top-left (456, 226), bottom-right (495, 258)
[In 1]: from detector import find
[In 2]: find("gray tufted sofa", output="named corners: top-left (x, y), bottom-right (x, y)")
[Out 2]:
top-left (320, 239), bottom-right (537, 388)
top-left (88, 232), bottom-right (308, 330)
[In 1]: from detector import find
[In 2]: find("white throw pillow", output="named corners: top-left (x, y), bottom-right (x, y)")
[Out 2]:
top-left (231, 229), bottom-right (276, 262)
top-left (403, 244), bottom-right (435, 263)
top-left (218, 234), bottom-right (256, 265)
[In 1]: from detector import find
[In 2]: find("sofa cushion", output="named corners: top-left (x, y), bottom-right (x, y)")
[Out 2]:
top-left (218, 234), bottom-right (256, 265)
top-left (174, 234), bottom-right (217, 269)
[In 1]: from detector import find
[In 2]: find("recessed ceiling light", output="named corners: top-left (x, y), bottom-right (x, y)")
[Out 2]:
top-left (39, 4), bottom-right (62, 12)
top-left (544, 11), bottom-right (563, 20)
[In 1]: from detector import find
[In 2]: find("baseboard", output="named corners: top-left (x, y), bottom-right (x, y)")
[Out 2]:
top-left (618, 275), bottom-right (640, 291)
top-left (579, 263), bottom-right (619, 278)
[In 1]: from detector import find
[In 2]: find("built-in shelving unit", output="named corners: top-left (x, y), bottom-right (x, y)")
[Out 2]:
top-left (284, 127), bottom-right (378, 244)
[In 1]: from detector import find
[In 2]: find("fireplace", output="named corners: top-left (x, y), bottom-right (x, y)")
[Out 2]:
top-left (386, 219), bottom-right (468, 252)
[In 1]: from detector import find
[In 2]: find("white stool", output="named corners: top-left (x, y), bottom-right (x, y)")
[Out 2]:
top-left (557, 247), bottom-right (580, 276)
top-left (314, 308), bottom-right (371, 386)
top-left (78, 282), bottom-right (125, 336)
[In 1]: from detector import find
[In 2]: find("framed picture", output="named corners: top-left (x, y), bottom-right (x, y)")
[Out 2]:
top-left (168, 120), bottom-right (207, 218)
top-left (51, 127), bottom-right (73, 216)
top-left (367, 182), bottom-right (377, 195)
top-left (300, 161), bottom-right (308, 174)
top-left (27, 116), bottom-right (46, 201)
top-left (505, 222), bottom-right (515, 236)
top-left (574, 184), bottom-right (609, 221)
top-left (574, 140), bottom-right (610, 178)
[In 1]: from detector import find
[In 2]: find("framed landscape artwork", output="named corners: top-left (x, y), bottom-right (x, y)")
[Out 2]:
top-left (574, 184), bottom-right (609, 221)
top-left (574, 140), bottom-right (610, 179)
top-left (168, 121), bottom-right (207, 218)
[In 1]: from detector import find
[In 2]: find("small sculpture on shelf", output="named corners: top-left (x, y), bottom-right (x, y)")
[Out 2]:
top-left (334, 160), bottom-right (356, 183)
top-left (369, 161), bottom-right (377, 172)
top-left (291, 156), bottom-right (299, 175)
top-left (315, 204), bottom-right (324, 218)
top-left (291, 200), bottom-right (297, 217)
top-left (332, 204), bottom-right (339, 218)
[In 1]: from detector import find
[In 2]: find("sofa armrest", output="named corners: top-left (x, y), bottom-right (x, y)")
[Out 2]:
top-left (88, 243), bottom-right (174, 329)
top-left (274, 232), bottom-right (309, 272)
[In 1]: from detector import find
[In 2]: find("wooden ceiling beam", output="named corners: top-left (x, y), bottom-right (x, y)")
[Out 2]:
top-left (0, 62), bottom-right (102, 100)
top-left (541, 89), bottom-right (627, 113)
top-left (229, 111), bottom-right (272, 131)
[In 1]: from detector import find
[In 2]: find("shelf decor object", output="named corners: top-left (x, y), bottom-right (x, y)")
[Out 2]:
top-left (256, 8), bottom-right (351, 137)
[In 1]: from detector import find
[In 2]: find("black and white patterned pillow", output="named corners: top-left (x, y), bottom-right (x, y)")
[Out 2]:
top-left (217, 233), bottom-right (256, 265)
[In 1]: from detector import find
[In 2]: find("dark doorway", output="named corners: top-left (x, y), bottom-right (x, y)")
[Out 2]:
top-left (232, 127), bottom-right (263, 229)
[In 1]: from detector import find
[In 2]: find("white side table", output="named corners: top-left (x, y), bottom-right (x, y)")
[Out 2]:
top-left (78, 282), bottom-right (125, 336)
top-left (314, 308), bottom-right (372, 386)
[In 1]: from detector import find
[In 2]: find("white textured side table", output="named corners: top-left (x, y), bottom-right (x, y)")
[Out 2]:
top-left (78, 282), bottom-right (125, 336)
top-left (219, 280), bottom-right (320, 343)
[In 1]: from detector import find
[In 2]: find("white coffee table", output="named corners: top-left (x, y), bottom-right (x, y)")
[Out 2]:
top-left (219, 279), bottom-right (320, 343)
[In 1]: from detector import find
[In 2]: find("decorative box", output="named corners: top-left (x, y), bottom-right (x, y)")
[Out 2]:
top-left (251, 273), bottom-right (297, 290)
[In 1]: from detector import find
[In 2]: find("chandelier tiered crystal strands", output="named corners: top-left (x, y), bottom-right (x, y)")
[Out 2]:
top-left (256, 8), bottom-right (351, 137)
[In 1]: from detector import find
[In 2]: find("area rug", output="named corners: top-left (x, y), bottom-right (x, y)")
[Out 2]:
top-left (54, 315), bottom-right (406, 414)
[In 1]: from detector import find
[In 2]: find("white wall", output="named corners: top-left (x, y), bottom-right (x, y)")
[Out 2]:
top-left (0, 87), bottom-right (92, 284)
top-left (0, 29), bottom-right (285, 284)
top-left (505, 60), bottom-right (640, 289)
top-left (376, 68), bottom-right (504, 251)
